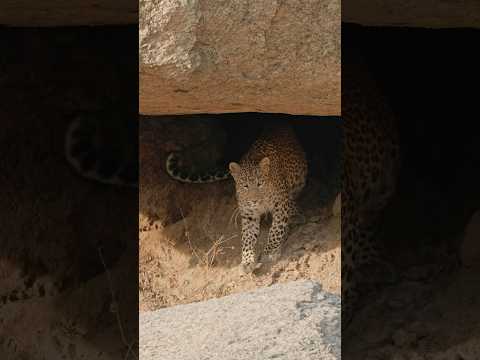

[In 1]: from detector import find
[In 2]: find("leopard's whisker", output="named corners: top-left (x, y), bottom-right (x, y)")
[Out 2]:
top-left (229, 207), bottom-right (239, 227)
top-left (234, 208), bottom-right (241, 228)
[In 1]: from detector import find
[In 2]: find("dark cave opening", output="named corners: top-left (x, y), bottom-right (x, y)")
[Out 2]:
top-left (140, 113), bottom-right (343, 221)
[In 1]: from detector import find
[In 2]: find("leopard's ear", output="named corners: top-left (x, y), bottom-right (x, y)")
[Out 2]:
top-left (229, 162), bottom-right (241, 178)
top-left (259, 157), bottom-right (270, 175)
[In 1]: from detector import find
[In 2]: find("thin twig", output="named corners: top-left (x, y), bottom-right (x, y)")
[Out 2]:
top-left (97, 247), bottom-right (138, 360)
top-left (178, 206), bottom-right (204, 267)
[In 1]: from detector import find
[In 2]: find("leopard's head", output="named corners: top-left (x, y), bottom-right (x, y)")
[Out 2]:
top-left (229, 157), bottom-right (271, 214)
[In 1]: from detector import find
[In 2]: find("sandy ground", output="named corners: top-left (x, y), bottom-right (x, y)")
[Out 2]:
top-left (139, 116), bottom-right (342, 312)
top-left (139, 208), bottom-right (340, 312)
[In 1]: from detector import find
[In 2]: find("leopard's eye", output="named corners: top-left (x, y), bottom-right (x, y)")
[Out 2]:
top-left (243, 184), bottom-right (249, 189)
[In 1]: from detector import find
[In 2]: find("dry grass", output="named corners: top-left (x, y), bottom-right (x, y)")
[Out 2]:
top-left (203, 234), bottom-right (237, 269)
top-left (179, 205), bottom-right (237, 271)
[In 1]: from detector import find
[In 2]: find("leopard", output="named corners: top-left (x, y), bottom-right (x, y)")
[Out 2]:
top-left (166, 122), bottom-right (308, 274)
top-left (1, 111), bottom-right (138, 308)
top-left (228, 124), bottom-right (308, 273)
top-left (341, 44), bottom-right (402, 328)
top-left (65, 110), bottom-right (138, 187)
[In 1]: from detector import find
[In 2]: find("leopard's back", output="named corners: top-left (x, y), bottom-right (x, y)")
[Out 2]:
top-left (242, 124), bottom-right (307, 198)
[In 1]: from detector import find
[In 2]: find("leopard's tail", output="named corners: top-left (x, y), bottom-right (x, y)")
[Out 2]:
top-left (165, 152), bottom-right (230, 183)
top-left (65, 113), bottom-right (138, 188)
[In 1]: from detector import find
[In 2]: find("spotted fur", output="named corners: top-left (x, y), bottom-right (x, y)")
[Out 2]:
top-left (342, 51), bottom-right (401, 327)
top-left (1, 273), bottom-right (61, 307)
top-left (65, 112), bottom-right (138, 187)
top-left (229, 124), bottom-right (308, 273)
top-left (166, 152), bottom-right (230, 183)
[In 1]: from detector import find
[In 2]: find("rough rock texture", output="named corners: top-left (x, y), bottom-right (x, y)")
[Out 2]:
top-left (343, 0), bottom-right (480, 28)
top-left (139, 280), bottom-right (340, 360)
top-left (0, 1), bottom-right (137, 26)
top-left (139, 0), bottom-right (340, 116)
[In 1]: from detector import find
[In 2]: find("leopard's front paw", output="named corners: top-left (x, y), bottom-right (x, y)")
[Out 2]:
top-left (260, 251), bottom-right (281, 264)
top-left (239, 262), bottom-right (260, 275)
